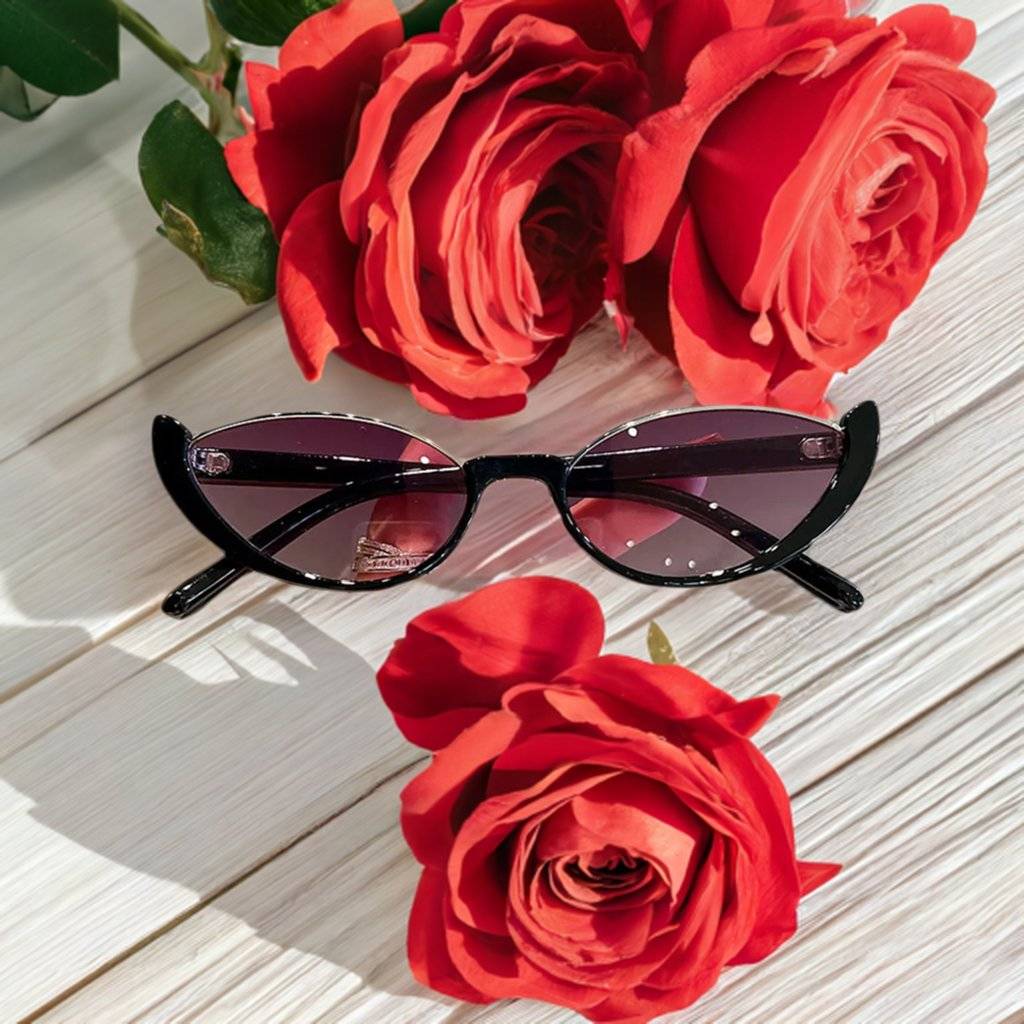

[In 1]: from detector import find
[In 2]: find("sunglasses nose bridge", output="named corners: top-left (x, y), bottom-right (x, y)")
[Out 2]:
top-left (465, 454), bottom-right (569, 493)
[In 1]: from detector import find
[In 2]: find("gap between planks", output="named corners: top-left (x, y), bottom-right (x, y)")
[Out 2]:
top-left (2, 132), bottom-right (1020, 692)
top-left (5, 112), bottom-right (1019, 694)
top-left (0, 0), bottom-right (1018, 471)
top-left (2, 278), bottom-right (1015, 1015)
top-left (6, 349), bottom-right (1021, 719)
top-left (5, 545), bottom-right (1020, 1019)
top-left (0, 4), bottom-right (1019, 1016)
top-left (3, 361), bottom-right (1020, 763)
top-left (0, 305), bottom-right (274, 474)
top-left (30, 641), bottom-right (1024, 1024)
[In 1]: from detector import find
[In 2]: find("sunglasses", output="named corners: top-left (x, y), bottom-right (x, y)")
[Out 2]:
top-left (153, 402), bottom-right (878, 619)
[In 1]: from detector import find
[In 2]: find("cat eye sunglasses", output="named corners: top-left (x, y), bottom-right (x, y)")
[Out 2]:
top-left (152, 402), bottom-right (878, 618)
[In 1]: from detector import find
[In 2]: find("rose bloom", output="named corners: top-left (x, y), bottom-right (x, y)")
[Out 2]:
top-left (378, 578), bottom-right (838, 1023)
top-left (228, 1), bottom-right (991, 418)
top-left (611, 4), bottom-right (995, 414)
top-left (227, 0), bottom-right (848, 417)
top-left (227, 0), bottom-right (653, 416)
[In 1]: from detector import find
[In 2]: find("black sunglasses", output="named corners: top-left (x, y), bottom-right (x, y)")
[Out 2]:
top-left (152, 402), bottom-right (878, 619)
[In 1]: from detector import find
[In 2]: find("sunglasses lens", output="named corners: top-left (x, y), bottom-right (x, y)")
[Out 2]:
top-left (188, 417), bottom-right (466, 582)
top-left (565, 409), bottom-right (843, 579)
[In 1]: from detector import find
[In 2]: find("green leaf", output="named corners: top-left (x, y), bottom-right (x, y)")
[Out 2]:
top-left (646, 622), bottom-right (679, 666)
top-left (207, 0), bottom-right (453, 47)
top-left (207, 0), bottom-right (336, 45)
top-left (0, 0), bottom-right (118, 96)
top-left (401, 0), bottom-right (454, 37)
top-left (0, 66), bottom-right (57, 120)
top-left (139, 101), bottom-right (278, 305)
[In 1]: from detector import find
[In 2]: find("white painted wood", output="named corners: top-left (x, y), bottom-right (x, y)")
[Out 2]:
top-left (0, 0), bottom-right (1014, 465)
top-left (0, 0), bottom-right (1021, 1021)
top-left (0, 1), bottom-right (256, 463)
top-left (2, 111), bottom-right (1021, 694)
top-left (35, 653), bottom-right (1024, 1024)
top-left (0, 371), bottom-right (1020, 1020)
top-left (1, 0), bottom-right (1021, 685)
top-left (0, 2), bottom-right (416, 465)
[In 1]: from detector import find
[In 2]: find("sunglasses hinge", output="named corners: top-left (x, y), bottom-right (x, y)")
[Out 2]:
top-left (190, 447), bottom-right (233, 476)
top-left (800, 435), bottom-right (842, 461)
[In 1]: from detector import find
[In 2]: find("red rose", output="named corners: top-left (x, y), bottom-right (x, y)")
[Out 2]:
top-left (229, 0), bottom-right (655, 416)
top-left (225, 0), bottom-right (409, 388)
top-left (611, 4), bottom-right (995, 414)
top-left (379, 578), bottom-right (838, 1023)
top-left (227, 0), bottom-right (837, 417)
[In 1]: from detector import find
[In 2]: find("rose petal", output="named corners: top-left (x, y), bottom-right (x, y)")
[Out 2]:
top-left (798, 859), bottom-right (842, 895)
top-left (341, 38), bottom-right (457, 241)
top-left (716, 694), bottom-right (780, 737)
top-left (885, 4), bottom-right (976, 63)
top-left (611, 15), bottom-right (879, 264)
top-left (619, 195), bottom-right (683, 357)
top-left (553, 654), bottom-right (740, 725)
top-left (277, 182), bottom-right (408, 382)
top-left (488, 728), bottom-right (758, 850)
top-left (686, 26), bottom-right (902, 310)
top-left (244, 61), bottom-right (279, 129)
top-left (668, 204), bottom-right (775, 404)
top-left (442, 891), bottom-right (608, 1007)
top-left (643, 0), bottom-right (777, 108)
top-left (377, 577), bottom-right (605, 750)
top-left (769, 0), bottom-right (846, 20)
top-left (542, 774), bottom-right (708, 899)
top-left (766, 344), bottom-right (834, 413)
top-left (402, 709), bottom-right (522, 866)
top-left (449, 763), bottom-right (619, 933)
top-left (717, 738), bottom-right (804, 964)
top-left (226, 128), bottom-right (342, 238)
top-left (226, 0), bottom-right (403, 235)
top-left (408, 868), bottom-right (490, 1003)
top-left (407, 375), bottom-right (530, 418)
top-left (447, 0), bottom-right (637, 61)
top-left (592, 837), bottom-right (732, 1017)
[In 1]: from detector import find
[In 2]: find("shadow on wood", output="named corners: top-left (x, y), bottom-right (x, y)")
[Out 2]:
top-left (0, 600), bottom-right (439, 1015)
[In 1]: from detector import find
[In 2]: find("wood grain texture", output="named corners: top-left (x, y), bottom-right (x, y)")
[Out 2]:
top-left (0, 368), bottom-right (1019, 1019)
top-left (2, 0), bottom-right (1022, 692)
top-left (0, 0), bottom-right (1021, 1021)
top-left (34, 652), bottom-right (1024, 1024)
top-left (0, 0), bottom-right (258, 464)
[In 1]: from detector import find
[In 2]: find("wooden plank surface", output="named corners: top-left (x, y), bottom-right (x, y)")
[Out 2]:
top-left (35, 652), bottom-right (1024, 1024)
top-left (0, 0), bottom-right (256, 464)
top-left (0, 0), bottom-right (1021, 1021)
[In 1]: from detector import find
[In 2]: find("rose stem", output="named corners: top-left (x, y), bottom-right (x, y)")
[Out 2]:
top-left (113, 0), bottom-right (244, 139)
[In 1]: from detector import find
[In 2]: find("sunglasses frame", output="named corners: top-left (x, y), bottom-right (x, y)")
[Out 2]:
top-left (153, 401), bottom-right (879, 617)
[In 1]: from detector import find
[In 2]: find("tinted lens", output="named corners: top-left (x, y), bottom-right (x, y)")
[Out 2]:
top-left (565, 409), bottom-right (842, 578)
top-left (188, 416), bottom-right (466, 582)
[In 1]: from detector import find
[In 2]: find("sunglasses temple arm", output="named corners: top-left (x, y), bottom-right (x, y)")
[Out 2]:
top-left (162, 558), bottom-right (249, 618)
top-left (162, 470), bottom-right (464, 618)
top-left (575, 434), bottom-right (842, 478)
top-left (189, 433), bottom-right (841, 489)
top-left (774, 555), bottom-right (863, 612)
top-left (165, 463), bottom-right (859, 616)
top-left (576, 481), bottom-right (863, 612)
